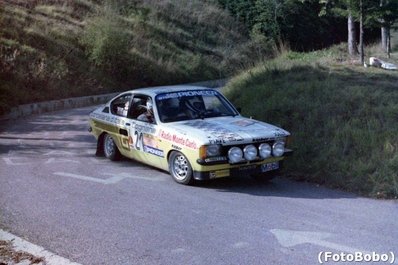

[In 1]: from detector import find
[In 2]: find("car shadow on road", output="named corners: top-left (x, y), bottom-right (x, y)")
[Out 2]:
top-left (194, 176), bottom-right (358, 199)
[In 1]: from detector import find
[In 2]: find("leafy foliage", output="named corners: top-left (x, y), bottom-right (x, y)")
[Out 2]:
top-left (218, 0), bottom-right (347, 51)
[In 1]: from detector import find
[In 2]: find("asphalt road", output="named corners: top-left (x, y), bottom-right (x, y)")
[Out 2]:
top-left (0, 106), bottom-right (397, 265)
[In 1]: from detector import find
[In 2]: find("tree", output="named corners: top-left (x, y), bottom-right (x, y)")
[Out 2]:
top-left (251, 0), bottom-right (283, 42)
top-left (219, 0), bottom-right (346, 51)
top-left (359, 0), bottom-right (364, 64)
top-left (320, 0), bottom-right (388, 64)
top-left (345, 0), bottom-right (379, 64)
top-left (377, 0), bottom-right (398, 57)
top-left (348, 9), bottom-right (357, 56)
top-left (380, 0), bottom-right (388, 51)
top-left (320, 0), bottom-right (359, 56)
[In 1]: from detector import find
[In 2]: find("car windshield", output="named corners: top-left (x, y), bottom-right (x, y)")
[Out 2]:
top-left (155, 90), bottom-right (238, 123)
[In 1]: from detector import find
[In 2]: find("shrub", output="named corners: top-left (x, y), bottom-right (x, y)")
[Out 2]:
top-left (79, 10), bottom-right (131, 82)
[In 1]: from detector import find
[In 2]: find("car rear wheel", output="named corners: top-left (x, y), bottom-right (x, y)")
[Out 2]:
top-left (103, 133), bottom-right (120, 161)
top-left (169, 151), bottom-right (193, 185)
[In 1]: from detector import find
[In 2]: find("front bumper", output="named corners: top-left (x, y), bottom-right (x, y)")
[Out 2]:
top-left (196, 149), bottom-right (293, 166)
top-left (193, 160), bottom-right (283, 180)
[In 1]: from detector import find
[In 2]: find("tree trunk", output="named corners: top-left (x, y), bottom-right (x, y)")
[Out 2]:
top-left (387, 27), bottom-right (391, 58)
top-left (380, 0), bottom-right (389, 52)
top-left (348, 12), bottom-right (357, 56)
top-left (381, 27), bottom-right (388, 51)
top-left (359, 0), bottom-right (364, 65)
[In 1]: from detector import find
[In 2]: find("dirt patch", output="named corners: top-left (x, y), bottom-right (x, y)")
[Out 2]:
top-left (0, 240), bottom-right (46, 265)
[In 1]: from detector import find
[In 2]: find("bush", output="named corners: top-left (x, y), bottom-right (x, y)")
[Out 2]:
top-left (79, 10), bottom-right (131, 82)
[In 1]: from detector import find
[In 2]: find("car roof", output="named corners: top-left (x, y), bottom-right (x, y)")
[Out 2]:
top-left (126, 85), bottom-right (216, 97)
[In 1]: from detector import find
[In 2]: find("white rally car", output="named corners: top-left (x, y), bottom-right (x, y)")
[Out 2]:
top-left (89, 85), bottom-right (292, 185)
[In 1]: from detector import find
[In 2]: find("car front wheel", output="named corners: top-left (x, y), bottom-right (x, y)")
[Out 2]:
top-left (169, 151), bottom-right (193, 185)
top-left (103, 133), bottom-right (120, 161)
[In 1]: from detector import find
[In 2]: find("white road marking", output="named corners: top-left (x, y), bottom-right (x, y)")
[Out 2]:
top-left (232, 242), bottom-right (250, 249)
top-left (54, 172), bottom-right (164, 184)
top-left (0, 229), bottom-right (82, 265)
top-left (271, 229), bottom-right (366, 253)
top-left (3, 157), bottom-right (31, 166)
top-left (171, 248), bottom-right (186, 254)
top-left (45, 158), bottom-right (80, 164)
top-left (271, 229), bottom-right (398, 263)
top-left (7, 150), bottom-right (39, 156)
top-left (89, 158), bottom-right (109, 164)
top-left (43, 150), bottom-right (76, 156)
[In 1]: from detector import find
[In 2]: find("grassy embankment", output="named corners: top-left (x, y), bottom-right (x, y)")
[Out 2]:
top-left (0, 0), bottom-right (265, 115)
top-left (224, 44), bottom-right (398, 198)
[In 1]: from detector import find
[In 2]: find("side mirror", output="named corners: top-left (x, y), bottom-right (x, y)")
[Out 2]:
top-left (236, 107), bottom-right (242, 113)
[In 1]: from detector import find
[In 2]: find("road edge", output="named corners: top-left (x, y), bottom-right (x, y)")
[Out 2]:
top-left (0, 229), bottom-right (82, 265)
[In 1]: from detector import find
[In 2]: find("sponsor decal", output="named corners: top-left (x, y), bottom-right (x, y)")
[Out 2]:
top-left (135, 123), bottom-right (156, 134)
top-left (143, 145), bottom-right (164, 158)
top-left (204, 157), bottom-right (228, 163)
top-left (90, 112), bottom-right (124, 126)
top-left (238, 165), bottom-right (257, 171)
top-left (274, 131), bottom-right (287, 137)
top-left (209, 139), bottom-right (226, 145)
top-left (252, 137), bottom-right (273, 142)
top-left (171, 144), bottom-right (182, 151)
top-left (184, 121), bottom-right (244, 143)
top-left (159, 130), bottom-right (198, 149)
top-left (157, 90), bottom-right (218, 100)
top-left (143, 134), bottom-right (159, 147)
top-left (132, 131), bottom-right (164, 156)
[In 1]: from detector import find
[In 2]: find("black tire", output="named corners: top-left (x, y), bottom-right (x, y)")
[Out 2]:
top-left (103, 133), bottom-right (121, 161)
top-left (96, 134), bottom-right (105, 156)
top-left (168, 151), bottom-right (194, 185)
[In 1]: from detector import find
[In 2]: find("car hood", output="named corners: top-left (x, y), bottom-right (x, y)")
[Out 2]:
top-left (163, 116), bottom-right (290, 145)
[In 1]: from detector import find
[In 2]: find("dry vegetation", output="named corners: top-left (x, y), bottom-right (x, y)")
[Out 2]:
top-left (0, 0), bottom-right (270, 115)
top-left (0, 240), bottom-right (45, 265)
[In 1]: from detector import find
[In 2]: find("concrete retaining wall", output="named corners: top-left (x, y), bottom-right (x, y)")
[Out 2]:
top-left (0, 79), bottom-right (228, 121)
top-left (0, 93), bottom-right (118, 121)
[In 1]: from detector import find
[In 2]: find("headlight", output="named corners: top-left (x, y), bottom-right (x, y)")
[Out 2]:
top-left (228, 147), bottom-right (243, 163)
top-left (272, 141), bottom-right (285, 157)
top-left (243, 145), bottom-right (257, 161)
top-left (259, 143), bottom-right (272, 159)
top-left (199, 144), bottom-right (221, 159)
top-left (206, 145), bottom-right (221, 157)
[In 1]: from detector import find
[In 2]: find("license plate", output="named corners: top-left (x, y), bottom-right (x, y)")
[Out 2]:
top-left (261, 162), bottom-right (279, 172)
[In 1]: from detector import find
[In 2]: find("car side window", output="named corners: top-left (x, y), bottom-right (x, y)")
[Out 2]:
top-left (128, 95), bottom-right (156, 124)
top-left (110, 94), bottom-right (131, 117)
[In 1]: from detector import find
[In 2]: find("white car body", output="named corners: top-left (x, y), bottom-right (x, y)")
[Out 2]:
top-left (89, 85), bottom-right (292, 184)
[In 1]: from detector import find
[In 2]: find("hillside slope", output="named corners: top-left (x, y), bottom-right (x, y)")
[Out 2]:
top-left (224, 45), bottom-right (398, 198)
top-left (0, 0), bottom-right (264, 114)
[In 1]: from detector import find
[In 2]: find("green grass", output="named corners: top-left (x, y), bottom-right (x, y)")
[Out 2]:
top-left (224, 45), bottom-right (398, 198)
top-left (0, 0), bottom-right (266, 115)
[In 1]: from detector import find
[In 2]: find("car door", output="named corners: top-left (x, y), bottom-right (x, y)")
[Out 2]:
top-left (127, 94), bottom-right (163, 167)
top-left (108, 93), bottom-right (132, 154)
